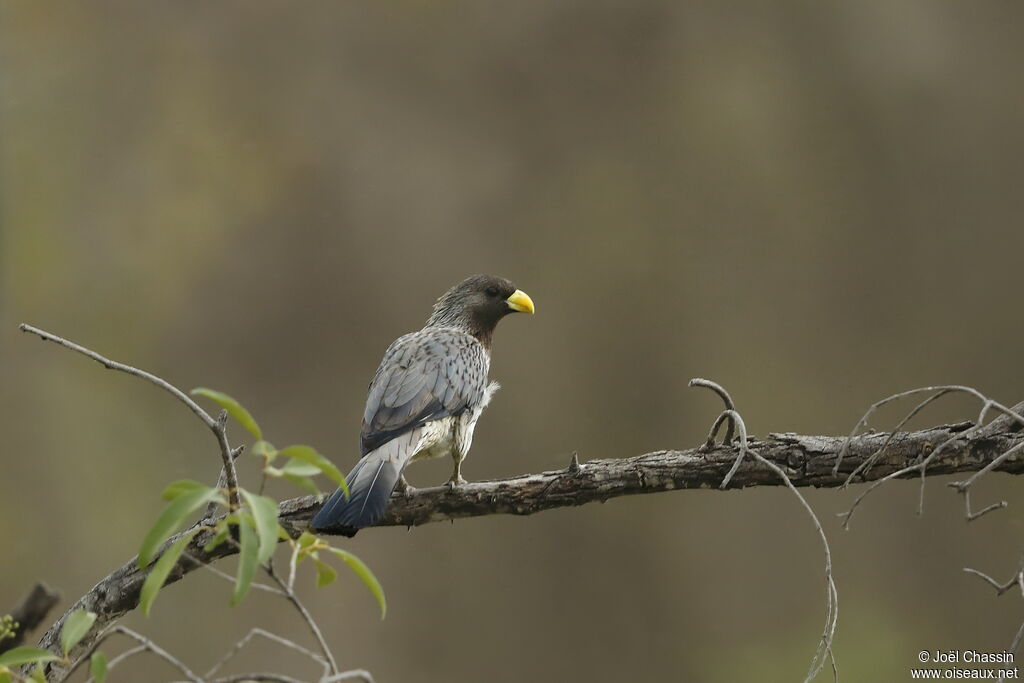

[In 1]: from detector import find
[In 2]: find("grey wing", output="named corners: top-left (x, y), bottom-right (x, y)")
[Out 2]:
top-left (360, 330), bottom-right (488, 456)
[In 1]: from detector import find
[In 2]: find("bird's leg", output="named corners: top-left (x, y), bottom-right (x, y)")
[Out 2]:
top-left (395, 472), bottom-right (415, 496)
top-left (447, 454), bottom-right (468, 488)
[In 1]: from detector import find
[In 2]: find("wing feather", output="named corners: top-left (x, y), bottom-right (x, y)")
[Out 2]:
top-left (360, 329), bottom-right (488, 456)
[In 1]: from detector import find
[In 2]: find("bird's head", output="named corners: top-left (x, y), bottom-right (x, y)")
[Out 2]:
top-left (427, 274), bottom-right (535, 345)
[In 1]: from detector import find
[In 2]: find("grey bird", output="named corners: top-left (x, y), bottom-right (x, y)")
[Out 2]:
top-left (311, 274), bottom-right (535, 536)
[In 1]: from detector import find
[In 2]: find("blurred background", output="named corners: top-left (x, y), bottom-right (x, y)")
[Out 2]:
top-left (2, 2), bottom-right (1023, 681)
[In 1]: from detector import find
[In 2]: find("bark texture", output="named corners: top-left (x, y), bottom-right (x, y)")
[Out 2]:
top-left (37, 420), bottom-right (1024, 676)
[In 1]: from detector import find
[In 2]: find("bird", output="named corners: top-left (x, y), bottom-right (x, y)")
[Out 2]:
top-left (311, 274), bottom-right (535, 536)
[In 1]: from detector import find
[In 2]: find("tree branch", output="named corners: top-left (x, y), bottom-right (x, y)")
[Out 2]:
top-left (34, 416), bottom-right (1024, 674)
top-left (0, 583), bottom-right (60, 654)
top-left (19, 324), bottom-right (242, 511)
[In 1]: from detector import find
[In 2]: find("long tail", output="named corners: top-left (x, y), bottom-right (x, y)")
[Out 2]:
top-left (311, 448), bottom-right (404, 537)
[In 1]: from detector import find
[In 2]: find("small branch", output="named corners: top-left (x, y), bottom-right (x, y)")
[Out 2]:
top-left (210, 674), bottom-right (307, 683)
top-left (263, 562), bottom-right (339, 676)
top-left (835, 386), bottom-right (1024, 528)
top-left (85, 645), bottom-right (146, 683)
top-left (19, 324), bottom-right (241, 511)
top-left (322, 672), bottom-right (376, 683)
top-left (999, 622), bottom-right (1024, 683)
top-left (840, 388), bottom-right (953, 483)
top-left (19, 324), bottom-right (216, 430)
top-left (690, 378), bottom-right (736, 444)
top-left (690, 380), bottom-right (837, 682)
top-left (0, 583), bottom-right (60, 654)
top-left (964, 555), bottom-right (1024, 598)
top-left (61, 626), bottom-right (202, 683)
top-left (183, 553), bottom-right (284, 596)
top-left (750, 445), bottom-right (839, 683)
top-left (206, 628), bottom-right (329, 681)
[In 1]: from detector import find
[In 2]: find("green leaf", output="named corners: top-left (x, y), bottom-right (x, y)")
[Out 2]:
top-left (279, 445), bottom-right (348, 496)
top-left (91, 651), bottom-right (108, 683)
top-left (281, 460), bottom-right (323, 477)
top-left (282, 473), bottom-right (321, 496)
top-left (231, 517), bottom-right (259, 606)
top-left (0, 671), bottom-right (11, 683)
top-left (60, 609), bottom-right (96, 656)
top-left (251, 440), bottom-right (277, 461)
top-left (30, 665), bottom-right (46, 683)
top-left (140, 529), bottom-right (198, 616)
top-left (191, 387), bottom-right (262, 440)
top-left (265, 460), bottom-right (322, 494)
top-left (161, 479), bottom-right (209, 501)
top-left (138, 486), bottom-right (219, 568)
top-left (0, 647), bottom-right (60, 668)
top-left (327, 547), bottom-right (387, 618)
top-left (240, 489), bottom-right (280, 565)
top-left (313, 558), bottom-right (337, 587)
top-left (297, 531), bottom-right (318, 549)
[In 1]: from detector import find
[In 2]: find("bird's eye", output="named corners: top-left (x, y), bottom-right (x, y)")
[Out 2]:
top-left (485, 286), bottom-right (499, 297)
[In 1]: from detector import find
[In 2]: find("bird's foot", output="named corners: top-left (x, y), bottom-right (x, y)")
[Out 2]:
top-left (447, 475), bottom-right (468, 489)
top-left (395, 475), bottom-right (416, 497)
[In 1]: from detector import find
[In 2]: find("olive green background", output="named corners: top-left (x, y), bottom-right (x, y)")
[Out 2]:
top-left (2, 2), bottom-right (1023, 681)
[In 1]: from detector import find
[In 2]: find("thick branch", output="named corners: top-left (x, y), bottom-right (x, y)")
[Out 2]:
top-left (37, 418), bottom-right (1024, 673)
top-left (1, 583), bottom-right (60, 654)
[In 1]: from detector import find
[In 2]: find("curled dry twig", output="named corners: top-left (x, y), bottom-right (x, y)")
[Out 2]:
top-left (690, 378), bottom-right (838, 683)
top-left (689, 378), bottom-right (737, 446)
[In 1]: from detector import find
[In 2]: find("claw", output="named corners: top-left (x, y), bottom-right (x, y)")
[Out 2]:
top-left (396, 474), bottom-right (416, 497)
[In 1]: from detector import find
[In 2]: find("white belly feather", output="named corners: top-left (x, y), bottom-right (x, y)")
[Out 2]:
top-left (407, 380), bottom-right (499, 467)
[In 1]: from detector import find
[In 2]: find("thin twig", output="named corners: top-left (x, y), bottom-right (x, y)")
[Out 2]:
top-left (19, 324), bottom-right (215, 429)
top-left (209, 674), bottom-right (307, 683)
top-left (964, 555), bottom-right (1024, 598)
top-left (205, 628), bottom-right (330, 680)
top-left (753, 444), bottom-right (839, 683)
top-left (690, 378), bottom-right (736, 443)
top-left (287, 540), bottom-right (301, 593)
top-left (62, 626), bottom-right (202, 683)
top-left (322, 671), bottom-right (376, 683)
top-left (690, 379), bottom-right (838, 682)
top-left (85, 644), bottom-right (146, 683)
top-left (950, 439), bottom-right (1024, 493)
top-left (999, 622), bottom-right (1024, 683)
top-left (832, 385), bottom-right (1023, 474)
top-left (836, 387), bottom-right (1024, 529)
top-left (20, 323), bottom-right (241, 511)
top-left (701, 411), bottom-right (734, 450)
top-left (718, 410), bottom-right (749, 488)
top-left (183, 553), bottom-right (285, 596)
top-left (841, 389), bottom-right (953, 484)
top-left (263, 562), bottom-right (340, 676)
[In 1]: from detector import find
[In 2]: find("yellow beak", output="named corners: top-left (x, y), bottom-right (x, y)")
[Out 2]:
top-left (505, 289), bottom-right (535, 314)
